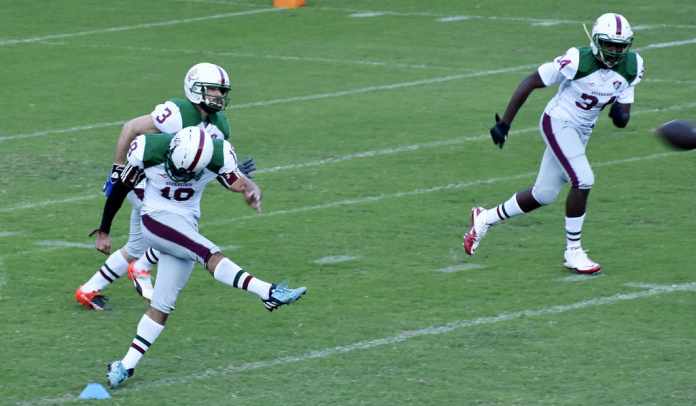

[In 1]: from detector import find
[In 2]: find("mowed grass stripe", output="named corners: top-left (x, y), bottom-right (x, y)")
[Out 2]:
top-left (21, 282), bottom-right (696, 405)
top-left (2, 100), bottom-right (695, 214)
top-left (0, 8), bottom-right (279, 46)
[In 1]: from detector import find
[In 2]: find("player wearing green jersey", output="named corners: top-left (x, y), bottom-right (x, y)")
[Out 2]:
top-left (464, 13), bottom-right (644, 274)
top-left (76, 63), bottom-right (255, 309)
top-left (93, 127), bottom-right (306, 388)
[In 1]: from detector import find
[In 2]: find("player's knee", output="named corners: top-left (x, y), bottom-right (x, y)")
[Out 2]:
top-left (531, 186), bottom-right (560, 205)
top-left (149, 300), bottom-right (175, 318)
top-left (577, 171), bottom-right (595, 189)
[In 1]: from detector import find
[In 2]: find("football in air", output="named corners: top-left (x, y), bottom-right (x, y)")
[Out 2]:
top-left (655, 120), bottom-right (696, 150)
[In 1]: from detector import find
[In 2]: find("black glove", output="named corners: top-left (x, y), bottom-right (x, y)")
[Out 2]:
top-left (238, 157), bottom-right (256, 178)
top-left (490, 113), bottom-right (510, 149)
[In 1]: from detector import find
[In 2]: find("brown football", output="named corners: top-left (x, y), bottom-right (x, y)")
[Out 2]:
top-left (655, 120), bottom-right (696, 150)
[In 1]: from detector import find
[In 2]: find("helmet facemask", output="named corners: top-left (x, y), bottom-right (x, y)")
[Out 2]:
top-left (164, 151), bottom-right (200, 183)
top-left (593, 34), bottom-right (632, 67)
top-left (190, 82), bottom-right (230, 113)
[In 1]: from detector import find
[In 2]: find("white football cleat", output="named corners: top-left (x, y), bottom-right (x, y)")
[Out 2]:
top-left (563, 247), bottom-right (601, 275)
top-left (463, 207), bottom-right (490, 256)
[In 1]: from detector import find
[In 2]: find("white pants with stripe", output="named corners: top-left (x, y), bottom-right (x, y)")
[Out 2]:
top-left (140, 210), bottom-right (220, 314)
top-left (532, 113), bottom-right (595, 205)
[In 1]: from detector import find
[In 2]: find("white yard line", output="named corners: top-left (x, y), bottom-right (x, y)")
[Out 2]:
top-left (21, 281), bottom-right (696, 404)
top-left (4, 32), bottom-right (696, 145)
top-left (39, 42), bottom-right (460, 71)
top-left (313, 255), bottom-right (358, 265)
top-left (0, 231), bottom-right (21, 237)
top-left (324, 7), bottom-right (696, 30)
top-left (0, 65), bottom-right (534, 144)
top-left (636, 38), bottom-right (696, 51)
top-left (34, 240), bottom-right (94, 249)
top-left (436, 263), bottom-right (485, 273)
top-left (204, 150), bottom-right (684, 228)
top-left (0, 8), bottom-right (279, 47)
top-left (3, 99), bottom-right (696, 215)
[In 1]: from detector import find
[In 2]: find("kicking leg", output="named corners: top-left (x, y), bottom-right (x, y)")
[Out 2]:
top-left (75, 247), bottom-right (130, 310)
top-left (207, 253), bottom-right (306, 312)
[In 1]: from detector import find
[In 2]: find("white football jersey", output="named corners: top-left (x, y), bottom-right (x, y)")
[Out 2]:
top-left (127, 134), bottom-right (239, 223)
top-left (538, 47), bottom-right (644, 129)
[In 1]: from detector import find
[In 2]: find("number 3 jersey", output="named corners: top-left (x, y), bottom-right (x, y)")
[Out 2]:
top-left (537, 46), bottom-right (645, 129)
top-left (126, 133), bottom-right (242, 224)
top-left (151, 98), bottom-right (230, 141)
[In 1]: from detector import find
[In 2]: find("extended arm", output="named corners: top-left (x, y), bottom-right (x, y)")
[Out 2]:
top-left (91, 164), bottom-right (142, 254)
top-left (490, 71), bottom-right (547, 148)
top-left (218, 172), bottom-right (262, 213)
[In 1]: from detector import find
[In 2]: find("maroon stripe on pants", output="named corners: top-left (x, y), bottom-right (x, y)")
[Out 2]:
top-left (142, 214), bottom-right (212, 263)
top-left (541, 114), bottom-right (579, 187)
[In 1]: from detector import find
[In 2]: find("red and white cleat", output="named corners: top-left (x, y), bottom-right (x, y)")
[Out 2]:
top-left (75, 286), bottom-right (108, 310)
top-left (463, 206), bottom-right (490, 256)
top-left (563, 247), bottom-right (601, 275)
top-left (127, 262), bottom-right (154, 301)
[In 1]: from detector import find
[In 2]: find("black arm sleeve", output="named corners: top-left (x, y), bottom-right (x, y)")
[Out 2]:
top-left (97, 180), bottom-right (132, 234)
top-left (609, 103), bottom-right (631, 128)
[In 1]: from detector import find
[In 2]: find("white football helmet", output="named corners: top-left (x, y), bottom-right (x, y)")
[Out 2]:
top-left (590, 13), bottom-right (633, 68)
top-left (184, 63), bottom-right (231, 112)
top-left (165, 127), bottom-right (214, 182)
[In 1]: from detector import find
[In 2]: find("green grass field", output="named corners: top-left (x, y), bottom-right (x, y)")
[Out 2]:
top-left (1, 1), bottom-right (696, 405)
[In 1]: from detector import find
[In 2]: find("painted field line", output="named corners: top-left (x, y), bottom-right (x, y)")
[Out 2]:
top-left (0, 8), bottom-right (279, 47)
top-left (0, 194), bottom-right (100, 214)
top-left (34, 240), bottom-right (94, 249)
top-left (22, 281), bottom-right (696, 404)
top-left (205, 150), bottom-right (686, 228)
top-left (0, 257), bottom-right (5, 299)
top-left (0, 231), bottom-right (21, 237)
top-left (0, 64), bottom-right (534, 144)
top-left (4, 31), bottom-right (696, 145)
top-left (557, 274), bottom-right (604, 283)
top-left (437, 263), bottom-right (485, 273)
top-left (39, 42), bottom-right (461, 71)
top-left (314, 255), bottom-right (358, 265)
top-left (322, 7), bottom-right (696, 30)
top-left (3, 99), bottom-right (696, 214)
top-left (637, 38), bottom-right (696, 51)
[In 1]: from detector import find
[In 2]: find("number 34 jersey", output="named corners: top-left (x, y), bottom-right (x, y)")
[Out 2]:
top-left (538, 46), bottom-right (645, 129)
top-left (126, 133), bottom-right (241, 224)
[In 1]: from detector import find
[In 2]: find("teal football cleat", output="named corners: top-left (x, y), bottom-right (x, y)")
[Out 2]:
top-left (106, 361), bottom-right (132, 388)
top-left (262, 282), bottom-right (307, 312)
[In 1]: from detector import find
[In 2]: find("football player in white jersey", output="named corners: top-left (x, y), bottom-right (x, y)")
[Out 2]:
top-left (93, 127), bottom-right (306, 388)
top-left (76, 62), bottom-right (255, 309)
top-left (464, 13), bottom-right (644, 274)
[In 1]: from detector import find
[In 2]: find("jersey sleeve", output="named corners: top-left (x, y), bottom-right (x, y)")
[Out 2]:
top-left (538, 47), bottom-right (580, 86)
top-left (617, 53), bottom-right (644, 104)
top-left (126, 135), bottom-right (146, 168)
top-left (150, 101), bottom-right (184, 134)
top-left (120, 135), bottom-right (147, 187)
top-left (216, 140), bottom-right (243, 188)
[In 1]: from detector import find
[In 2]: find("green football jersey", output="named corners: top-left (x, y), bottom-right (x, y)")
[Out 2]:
top-left (150, 98), bottom-right (231, 141)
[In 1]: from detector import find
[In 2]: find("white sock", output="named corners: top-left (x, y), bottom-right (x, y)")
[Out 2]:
top-left (213, 258), bottom-right (272, 300)
top-left (485, 194), bottom-right (524, 225)
top-left (82, 250), bottom-right (129, 292)
top-left (565, 214), bottom-right (585, 249)
top-left (133, 248), bottom-right (159, 272)
top-left (122, 314), bottom-right (165, 370)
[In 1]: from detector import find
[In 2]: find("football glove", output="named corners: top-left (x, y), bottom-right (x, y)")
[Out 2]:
top-left (238, 157), bottom-right (256, 178)
top-left (490, 113), bottom-right (510, 149)
top-left (102, 164), bottom-right (125, 197)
